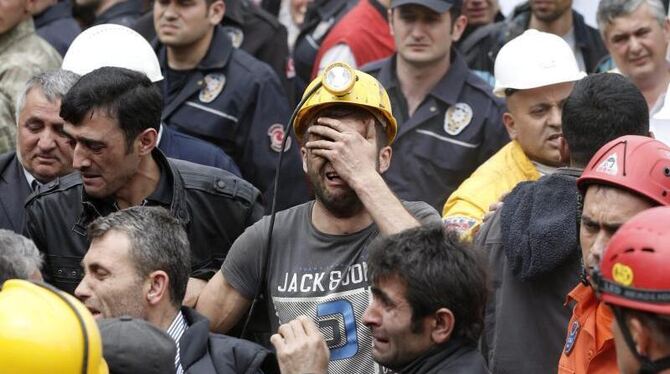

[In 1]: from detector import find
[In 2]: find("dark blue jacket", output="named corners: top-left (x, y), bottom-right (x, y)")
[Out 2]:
top-left (159, 125), bottom-right (241, 177)
top-left (0, 152), bottom-right (32, 233)
top-left (155, 26), bottom-right (310, 212)
top-left (180, 307), bottom-right (278, 374)
top-left (364, 52), bottom-right (509, 211)
top-left (33, 1), bottom-right (81, 57)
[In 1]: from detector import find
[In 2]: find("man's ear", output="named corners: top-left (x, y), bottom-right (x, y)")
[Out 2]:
top-left (208, 0), bottom-right (225, 25)
top-left (451, 15), bottom-right (468, 42)
top-left (431, 308), bottom-right (455, 344)
top-left (559, 136), bottom-right (570, 164)
top-left (388, 9), bottom-right (395, 36)
top-left (378, 146), bottom-right (392, 174)
top-left (137, 128), bottom-right (158, 156)
top-left (502, 112), bottom-right (517, 140)
top-left (146, 270), bottom-right (170, 306)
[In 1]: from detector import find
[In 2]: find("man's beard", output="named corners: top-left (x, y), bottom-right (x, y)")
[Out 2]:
top-left (309, 169), bottom-right (365, 219)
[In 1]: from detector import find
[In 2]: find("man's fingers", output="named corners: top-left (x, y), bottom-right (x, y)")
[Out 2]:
top-left (290, 318), bottom-right (308, 339)
top-left (278, 322), bottom-right (296, 342)
top-left (307, 123), bottom-right (343, 141)
top-left (298, 315), bottom-right (322, 337)
top-left (304, 139), bottom-right (336, 150)
top-left (270, 333), bottom-right (285, 349)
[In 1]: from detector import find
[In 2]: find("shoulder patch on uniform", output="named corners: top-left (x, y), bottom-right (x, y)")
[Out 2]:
top-left (268, 124), bottom-right (291, 152)
top-left (444, 103), bottom-right (473, 136)
top-left (222, 26), bottom-right (244, 48)
top-left (443, 215), bottom-right (477, 232)
top-left (199, 73), bottom-right (226, 103)
top-left (564, 320), bottom-right (580, 355)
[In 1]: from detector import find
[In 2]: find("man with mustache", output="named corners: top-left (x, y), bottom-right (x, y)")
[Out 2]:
top-left (0, 69), bottom-right (78, 233)
top-left (197, 63), bottom-right (441, 374)
top-left (443, 29), bottom-right (583, 237)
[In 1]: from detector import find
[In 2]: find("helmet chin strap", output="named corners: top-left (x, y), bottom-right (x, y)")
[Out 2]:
top-left (611, 307), bottom-right (670, 374)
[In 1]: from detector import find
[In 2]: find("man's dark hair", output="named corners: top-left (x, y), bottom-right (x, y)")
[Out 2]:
top-left (88, 207), bottom-right (190, 308)
top-left (562, 73), bottom-right (649, 167)
top-left (60, 67), bottom-right (162, 152)
top-left (367, 224), bottom-right (488, 344)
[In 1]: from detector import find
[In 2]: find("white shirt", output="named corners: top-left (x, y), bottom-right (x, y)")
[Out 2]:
top-left (166, 310), bottom-right (189, 374)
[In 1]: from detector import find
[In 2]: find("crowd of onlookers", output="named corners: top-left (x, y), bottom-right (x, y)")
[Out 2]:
top-left (3, 0), bottom-right (670, 373)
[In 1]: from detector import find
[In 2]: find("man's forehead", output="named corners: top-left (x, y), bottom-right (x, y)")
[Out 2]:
top-left (508, 82), bottom-right (574, 107)
top-left (583, 184), bottom-right (654, 219)
top-left (606, 4), bottom-right (659, 35)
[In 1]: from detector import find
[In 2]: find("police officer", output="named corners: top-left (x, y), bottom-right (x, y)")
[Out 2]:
top-left (364, 0), bottom-right (508, 212)
top-left (153, 0), bottom-right (309, 211)
top-left (133, 0), bottom-right (293, 100)
top-left (32, 0), bottom-right (81, 57)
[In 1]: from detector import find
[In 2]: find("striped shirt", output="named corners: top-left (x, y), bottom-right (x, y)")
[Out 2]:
top-left (166, 310), bottom-right (189, 374)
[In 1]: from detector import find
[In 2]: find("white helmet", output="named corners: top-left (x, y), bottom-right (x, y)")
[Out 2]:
top-left (62, 24), bottom-right (163, 82)
top-left (493, 29), bottom-right (585, 97)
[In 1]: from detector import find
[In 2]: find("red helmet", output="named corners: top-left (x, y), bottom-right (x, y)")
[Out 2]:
top-left (595, 206), bottom-right (670, 314)
top-left (577, 135), bottom-right (670, 206)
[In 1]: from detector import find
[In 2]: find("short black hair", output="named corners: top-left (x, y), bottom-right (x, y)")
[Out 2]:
top-left (60, 67), bottom-right (162, 152)
top-left (562, 73), bottom-right (649, 167)
top-left (367, 224), bottom-right (488, 344)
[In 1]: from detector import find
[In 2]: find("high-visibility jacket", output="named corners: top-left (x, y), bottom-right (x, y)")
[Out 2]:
top-left (442, 140), bottom-right (540, 236)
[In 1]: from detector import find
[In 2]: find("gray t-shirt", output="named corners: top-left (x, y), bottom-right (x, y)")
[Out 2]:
top-left (223, 200), bottom-right (440, 374)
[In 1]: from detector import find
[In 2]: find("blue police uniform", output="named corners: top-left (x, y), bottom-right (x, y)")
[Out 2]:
top-left (155, 26), bottom-right (310, 212)
top-left (158, 125), bottom-right (241, 177)
top-left (364, 51), bottom-right (509, 211)
top-left (33, 1), bottom-right (81, 57)
top-left (93, 0), bottom-right (140, 27)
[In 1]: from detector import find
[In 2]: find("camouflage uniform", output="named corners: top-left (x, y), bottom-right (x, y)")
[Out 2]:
top-left (0, 18), bottom-right (62, 153)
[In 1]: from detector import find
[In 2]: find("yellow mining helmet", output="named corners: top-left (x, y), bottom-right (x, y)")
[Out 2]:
top-left (293, 62), bottom-right (398, 144)
top-left (0, 280), bottom-right (109, 374)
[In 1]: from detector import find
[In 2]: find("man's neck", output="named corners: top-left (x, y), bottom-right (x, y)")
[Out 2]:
top-left (311, 200), bottom-right (374, 235)
top-left (114, 153), bottom-right (161, 209)
top-left (528, 10), bottom-right (573, 37)
top-left (166, 28), bottom-right (214, 70)
top-left (395, 55), bottom-right (450, 117)
top-left (151, 305), bottom-right (181, 331)
top-left (635, 67), bottom-right (670, 109)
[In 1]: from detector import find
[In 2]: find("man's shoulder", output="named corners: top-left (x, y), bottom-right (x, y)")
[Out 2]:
top-left (169, 158), bottom-right (260, 204)
top-left (26, 172), bottom-right (82, 204)
top-left (227, 47), bottom-right (277, 81)
top-left (0, 151), bottom-right (17, 174)
top-left (361, 57), bottom-right (390, 75)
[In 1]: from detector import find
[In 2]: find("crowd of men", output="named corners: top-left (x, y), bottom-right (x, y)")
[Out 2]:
top-left (2, 0), bottom-right (670, 373)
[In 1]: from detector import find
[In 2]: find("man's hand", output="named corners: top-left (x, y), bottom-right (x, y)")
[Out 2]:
top-left (305, 116), bottom-right (379, 190)
top-left (183, 277), bottom-right (207, 307)
top-left (270, 315), bottom-right (329, 374)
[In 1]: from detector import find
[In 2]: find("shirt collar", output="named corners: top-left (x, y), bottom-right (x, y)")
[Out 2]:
top-left (22, 166), bottom-right (39, 190)
top-left (376, 50), bottom-right (470, 107)
top-left (167, 310), bottom-right (188, 374)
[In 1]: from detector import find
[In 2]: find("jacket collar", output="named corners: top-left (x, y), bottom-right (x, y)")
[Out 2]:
top-left (156, 25), bottom-right (234, 71)
top-left (399, 337), bottom-right (477, 374)
top-left (0, 19), bottom-right (35, 54)
top-left (34, 1), bottom-right (72, 28)
top-left (76, 148), bottom-right (190, 233)
top-left (178, 307), bottom-right (210, 369)
top-left (222, 0), bottom-right (244, 26)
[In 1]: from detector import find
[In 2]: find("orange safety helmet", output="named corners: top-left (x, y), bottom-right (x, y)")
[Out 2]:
top-left (594, 206), bottom-right (670, 314)
top-left (577, 135), bottom-right (670, 206)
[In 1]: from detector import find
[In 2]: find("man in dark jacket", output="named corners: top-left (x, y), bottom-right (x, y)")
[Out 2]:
top-left (76, 206), bottom-right (278, 374)
top-left (474, 73), bottom-right (650, 373)
top-left (0, 69), bottom-right (79, 233)
top-left (23, 67), bottom-right (263, 302)
top-left (460, 0), bottom-right (608, 85)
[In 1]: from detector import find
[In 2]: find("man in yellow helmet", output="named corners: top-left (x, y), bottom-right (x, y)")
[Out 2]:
top-left (197, 63), bottom-right (441, 374)
top-left (0, 279), bottom-right (108, 374)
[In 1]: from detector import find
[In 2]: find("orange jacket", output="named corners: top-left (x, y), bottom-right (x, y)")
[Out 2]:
top-left (558, 283), bottom-right (619, 374)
